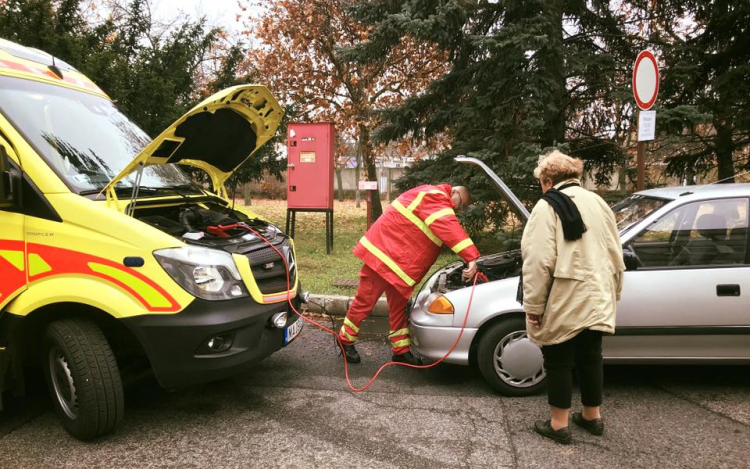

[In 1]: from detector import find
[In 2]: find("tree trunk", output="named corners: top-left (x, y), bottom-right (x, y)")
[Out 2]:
top-left (715, 122), bottom-right (735, 183)
top-left (359, 123), bottom-right (383, 220)
top-left (335, 167), bottom-right (344, 202)
top-left (539, 0), bottom-right (566, 148)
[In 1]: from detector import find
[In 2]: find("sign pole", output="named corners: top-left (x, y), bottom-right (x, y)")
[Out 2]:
top-left (637, 140), bottom-right (645, 191)
top-left (632, 50), bottom-right (659, 192)
top-left (359, 180), bottom-right (378, 229)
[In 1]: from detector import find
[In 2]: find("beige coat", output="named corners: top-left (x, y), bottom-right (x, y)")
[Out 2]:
top-left (521, 179), bottom-right (625, 345)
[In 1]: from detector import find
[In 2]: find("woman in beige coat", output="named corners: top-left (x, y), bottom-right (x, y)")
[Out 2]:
top-left (521, 150), bottom-right (624, 444)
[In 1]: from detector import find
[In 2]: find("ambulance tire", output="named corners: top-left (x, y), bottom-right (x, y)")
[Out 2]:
top-left (42, 319), bottom-right (124, 440)
top-left (477, 317), bottom-right (547, 397)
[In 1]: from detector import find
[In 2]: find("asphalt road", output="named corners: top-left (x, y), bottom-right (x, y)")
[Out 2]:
top-left (1, 316), bottom-right (749, 468)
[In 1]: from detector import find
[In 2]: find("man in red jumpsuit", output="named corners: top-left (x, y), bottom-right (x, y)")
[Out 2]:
top-left (338, 184), bottom-right (480, 365)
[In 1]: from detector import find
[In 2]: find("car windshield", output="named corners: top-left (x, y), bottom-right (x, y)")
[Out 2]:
top-left (0, 75), bottom-right (194, 194)
top-left (611, 194), bottom-right (671, 234)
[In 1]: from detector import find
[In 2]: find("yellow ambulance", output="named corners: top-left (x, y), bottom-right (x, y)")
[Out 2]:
top-left (0, 39), bottom-right (303, 440)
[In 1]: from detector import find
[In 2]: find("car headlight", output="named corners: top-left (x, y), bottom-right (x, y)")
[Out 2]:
top-left (425, 293), bottom-right (455, 314)
top-left (154, 246), bottom-right (249, 300)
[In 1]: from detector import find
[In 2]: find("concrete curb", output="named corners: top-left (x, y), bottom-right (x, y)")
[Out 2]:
top-left (304, 293), bottom-right (390, 317)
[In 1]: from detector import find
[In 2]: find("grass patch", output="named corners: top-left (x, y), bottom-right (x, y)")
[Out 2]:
top-left (241, 199), bottom-right (515, 296)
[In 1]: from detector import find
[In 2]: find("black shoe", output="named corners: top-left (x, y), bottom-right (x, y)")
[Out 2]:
top-left (572, 412), bottom-right (604, 436)
top-left (391, 351), bottom-right (422, 366)
top-left (343, 344), bottom-right (361, 364)
top-left (534, 420), bottom-right (572, 445)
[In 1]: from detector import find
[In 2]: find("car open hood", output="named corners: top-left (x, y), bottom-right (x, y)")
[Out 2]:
top-left (103, 84), bottom-right (283, 198)
top-left (455, 156), bottom-right (530, 222)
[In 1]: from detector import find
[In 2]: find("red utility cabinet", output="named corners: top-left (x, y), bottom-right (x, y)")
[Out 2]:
top-left (286, 123), bottom-right (335, 209)
top-left (285, 123), bottom-right (335, 254)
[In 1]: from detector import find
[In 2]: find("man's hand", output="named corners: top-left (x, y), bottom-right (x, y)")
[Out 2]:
top-left (526, 314), bottom-right (542, 328)
top-left (462, 260), bottom-right (477, 280)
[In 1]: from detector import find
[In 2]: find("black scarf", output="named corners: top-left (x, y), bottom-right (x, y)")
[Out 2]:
top-left (516, 182), bottom-right (586, 304)
top-left (541, 182), bottom-right (587, 242)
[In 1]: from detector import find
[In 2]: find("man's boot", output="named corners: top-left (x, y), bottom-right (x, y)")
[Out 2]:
top-left (392, 351), bottom-right (422, 366)
top-left (343, 344), bottom-right (361, 363)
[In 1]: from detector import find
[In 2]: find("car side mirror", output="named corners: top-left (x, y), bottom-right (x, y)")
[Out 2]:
top-left (623, 246), bottom-right (639, 271)
top-left (0, 145), bottom-right (14, 208)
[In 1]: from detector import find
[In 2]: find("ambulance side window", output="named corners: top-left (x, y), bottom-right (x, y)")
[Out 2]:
top-left (0, 145), bottom-right (11, 207)
top-left (0, 155), bottom-right (61, 222)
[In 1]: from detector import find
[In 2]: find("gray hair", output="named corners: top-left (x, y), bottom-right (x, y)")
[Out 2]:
top-left (533, 150), bottom-right (584, 185)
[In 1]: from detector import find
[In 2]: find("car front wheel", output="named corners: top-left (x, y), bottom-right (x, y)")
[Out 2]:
top-left (42, 318), bottom-right (124, 440)
top-left (477, 316), bottom-right (546, 396)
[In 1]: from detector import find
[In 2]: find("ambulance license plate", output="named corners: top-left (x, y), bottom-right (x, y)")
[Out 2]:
top-left (284, 319), bottom-right (303, 345)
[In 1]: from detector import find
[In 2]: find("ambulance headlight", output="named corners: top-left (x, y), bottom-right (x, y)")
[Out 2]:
top-left (154, 246), bottom-right (249, 300)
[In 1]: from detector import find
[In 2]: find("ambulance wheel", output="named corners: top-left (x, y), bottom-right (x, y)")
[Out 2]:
top-left (42, 319), bottom-right (124, 440)
top-left (477, 317), bottom-right (546, 396)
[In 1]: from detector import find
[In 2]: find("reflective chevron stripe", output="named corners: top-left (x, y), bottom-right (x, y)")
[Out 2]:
top-left (451, 238), bottom-right (475, 254)
top-left (406, 189), bottom-right (445, 212)
top-left (88, 262), bottom-right (173, 309)
top-left (391, 338), bottom-right (411, 348)
top-left (340, 325), bottom-right (357, 343)
top-left (391, 200), bottom-right (442, 246)
top-left (425, 208), bottom-right (455, 226)
top-left (359, 236), bottom-right (416, 286)
top-left (344, 317), bottom-right (360, 334)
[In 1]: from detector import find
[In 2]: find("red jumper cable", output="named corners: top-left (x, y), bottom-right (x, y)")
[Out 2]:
top-left (214, 223), bottom-right (480, 393)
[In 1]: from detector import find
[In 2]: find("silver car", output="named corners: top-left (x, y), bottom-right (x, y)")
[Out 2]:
top-left (410, 156), bottom-right (750, 396)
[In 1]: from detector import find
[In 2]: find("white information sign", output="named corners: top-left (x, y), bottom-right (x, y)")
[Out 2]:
top-left (638, 110), bottom-right (656, 141)
top-left (359, 181), bottom-right (378, 191)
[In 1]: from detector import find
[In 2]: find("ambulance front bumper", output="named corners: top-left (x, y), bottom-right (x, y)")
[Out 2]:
top-left (122, 295), bottom-right (303, 389)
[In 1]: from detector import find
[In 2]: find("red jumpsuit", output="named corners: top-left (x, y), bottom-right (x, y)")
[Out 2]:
top-left (339, 184), bottom-right (480, 355)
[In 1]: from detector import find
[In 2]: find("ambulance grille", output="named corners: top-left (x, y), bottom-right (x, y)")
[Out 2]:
top-left (246, 240), bottom-right (297, 295)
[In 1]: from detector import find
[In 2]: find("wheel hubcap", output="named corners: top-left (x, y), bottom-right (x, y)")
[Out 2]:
top-left (49, 347), bottom-right (78, 420)
top-left (493, 330), bottom-right (545, 388)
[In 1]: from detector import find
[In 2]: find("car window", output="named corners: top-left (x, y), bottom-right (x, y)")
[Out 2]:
top-left (611, 194), bottom-right (670, 234)
top-left (630, 198), bottom-right (748, 268)
top-left (637, 209), bottom-right (680, 243)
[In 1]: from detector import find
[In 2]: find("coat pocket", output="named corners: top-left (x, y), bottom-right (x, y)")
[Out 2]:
top-left (553, 244), bottom-right (588, 281)
top-left (552, 269), bottom-right (586, 281)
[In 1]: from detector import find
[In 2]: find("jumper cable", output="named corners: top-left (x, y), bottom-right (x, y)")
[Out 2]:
top-left (210, 222), bottom-right (479, 393)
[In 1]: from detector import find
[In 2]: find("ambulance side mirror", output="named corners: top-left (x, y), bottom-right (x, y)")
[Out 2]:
top-left (0, 145), bottom-right (14, 208)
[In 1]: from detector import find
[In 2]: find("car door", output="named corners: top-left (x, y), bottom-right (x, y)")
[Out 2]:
top-left (607, 197), bottom-right (750, 361)
top-left (0, 140), bottom-right (26, 311)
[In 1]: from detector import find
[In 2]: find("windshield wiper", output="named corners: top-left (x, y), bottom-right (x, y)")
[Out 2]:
top-left (79, 185), bottom-right (163, 196)
top-left (79, 184), bottom-right (203, 197)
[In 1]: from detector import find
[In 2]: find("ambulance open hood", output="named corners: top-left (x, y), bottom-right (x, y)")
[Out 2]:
top-left (103, 84), bottom-right (283, 199)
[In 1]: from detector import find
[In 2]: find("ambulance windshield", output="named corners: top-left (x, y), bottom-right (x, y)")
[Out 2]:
top-left (0, 76), bottom-right (195, 194)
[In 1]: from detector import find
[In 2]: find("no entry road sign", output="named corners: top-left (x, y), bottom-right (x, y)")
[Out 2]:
top-left (633, 50), bottom-right (659, 110)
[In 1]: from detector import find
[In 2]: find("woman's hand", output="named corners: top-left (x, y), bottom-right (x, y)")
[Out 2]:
top-left (526, 313), bottom-right (542, 328)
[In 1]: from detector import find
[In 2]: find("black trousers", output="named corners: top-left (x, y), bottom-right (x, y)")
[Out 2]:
top-left (541, 329), bottom-right (603, 409)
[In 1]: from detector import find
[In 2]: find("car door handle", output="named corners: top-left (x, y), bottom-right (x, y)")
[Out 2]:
top-left (716, 284), bottom-right (740, 297)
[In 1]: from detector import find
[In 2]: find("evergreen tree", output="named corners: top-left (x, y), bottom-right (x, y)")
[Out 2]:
top-left (0, 0), bottom-right (288, 193)
top-left (655, 0), bottom-right (750, 183)
top-left (345, 0), bottom-right (638, 230)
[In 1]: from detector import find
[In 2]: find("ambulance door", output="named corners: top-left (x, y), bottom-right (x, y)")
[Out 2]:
top-left (0, 140), bottom-right (26, 311)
